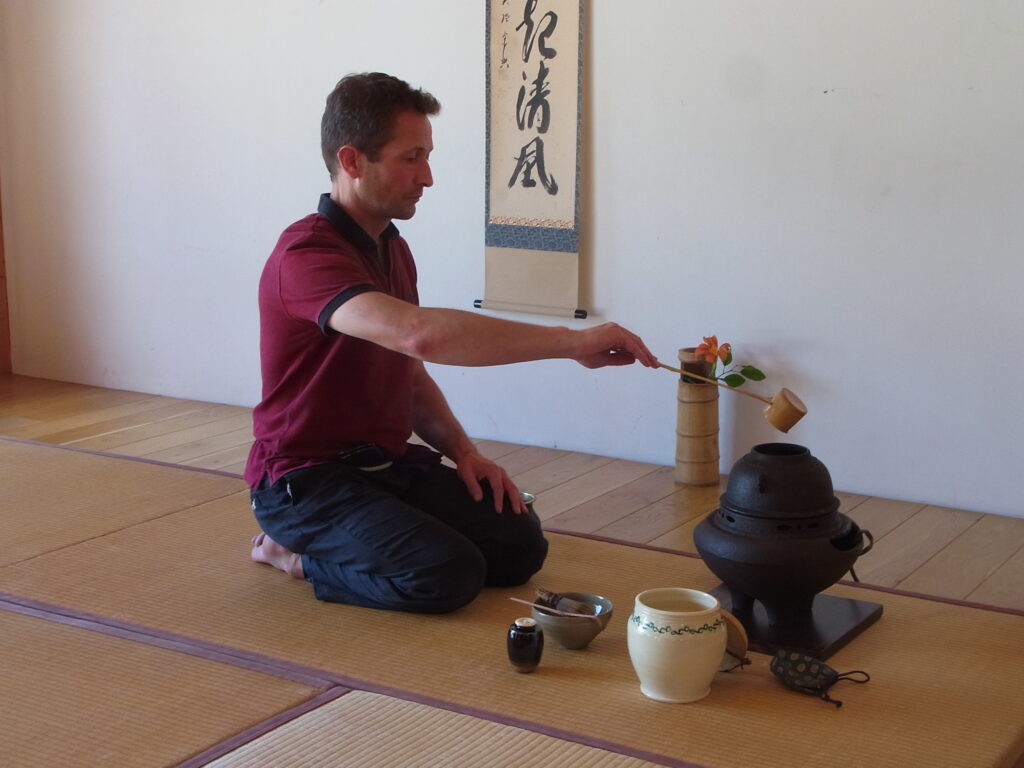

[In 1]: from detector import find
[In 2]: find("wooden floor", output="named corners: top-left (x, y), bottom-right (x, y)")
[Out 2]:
top-left (2, 373), bottom-right (1021, 612)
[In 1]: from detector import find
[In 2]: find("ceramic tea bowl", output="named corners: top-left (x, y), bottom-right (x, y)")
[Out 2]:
top-left (531, 592), bottom-right (614, 650)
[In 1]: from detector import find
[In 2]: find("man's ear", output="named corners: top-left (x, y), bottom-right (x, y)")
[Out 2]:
top-left (336, 145), bottom-right (364, 179)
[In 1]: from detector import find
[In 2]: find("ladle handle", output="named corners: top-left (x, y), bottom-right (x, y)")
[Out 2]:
top-left (508, 597), bottom-right (602, 622)
top-left (658, 362), bottom-right (773, 405)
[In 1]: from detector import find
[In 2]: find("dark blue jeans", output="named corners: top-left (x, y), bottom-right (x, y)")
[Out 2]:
top-left (250, 452), bottom-right (548, 614)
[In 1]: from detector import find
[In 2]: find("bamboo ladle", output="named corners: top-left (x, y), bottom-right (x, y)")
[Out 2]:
top-left (508, 597), bottom-right (603, 622)
top-left (658, 362), bottom-right (807, 433)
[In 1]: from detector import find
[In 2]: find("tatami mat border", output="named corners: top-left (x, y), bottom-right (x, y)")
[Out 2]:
top-left (0, 591), bottom-right (706, 768)
top-left (6, 434), bottom-right (1017, 619)
top-left (11, 570), bottom-right (1022, 768)
top-left (5, 439), bottom-right (1019, 767)
top-left (0, 593), bottom-right (339, 689)
top-left (173, 688), bottom-right (350, 768)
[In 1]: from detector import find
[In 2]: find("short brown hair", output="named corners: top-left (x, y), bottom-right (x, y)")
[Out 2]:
top-left (321, 73), bottom-right (440, 178)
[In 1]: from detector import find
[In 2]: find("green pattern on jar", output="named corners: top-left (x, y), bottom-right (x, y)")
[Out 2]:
top-left (628, 614), bottom-right (725, 635)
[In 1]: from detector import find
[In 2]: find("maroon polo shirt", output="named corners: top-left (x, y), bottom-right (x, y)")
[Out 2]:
top-left (245, 194), bottom-right (419, 487)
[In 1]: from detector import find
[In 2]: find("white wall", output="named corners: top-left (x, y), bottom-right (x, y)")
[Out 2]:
top-left (1, 1), bottom-right (1021, 517)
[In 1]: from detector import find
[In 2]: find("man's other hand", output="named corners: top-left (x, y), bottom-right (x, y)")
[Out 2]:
top-left (455, 451), bottom-right (527, 514)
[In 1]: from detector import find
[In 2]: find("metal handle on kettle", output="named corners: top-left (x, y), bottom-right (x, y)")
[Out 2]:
top-left (859, 529), bottom-right (874, 556)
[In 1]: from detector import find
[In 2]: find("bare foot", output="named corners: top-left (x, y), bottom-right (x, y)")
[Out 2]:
top-left (250, 533), bottom-right (304, 579)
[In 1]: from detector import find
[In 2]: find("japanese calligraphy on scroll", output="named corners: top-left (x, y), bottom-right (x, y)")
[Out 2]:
top-left (479, 0), bottom-right (585, 318)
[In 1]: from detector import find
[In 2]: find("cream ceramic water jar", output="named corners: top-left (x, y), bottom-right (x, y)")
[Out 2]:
top-left (627, 588), bottom-right (728, 703)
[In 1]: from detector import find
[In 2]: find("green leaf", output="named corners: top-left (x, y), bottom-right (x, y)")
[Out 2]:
top-left (740, 365), bottom-right (766, 381)
top-left (722, 373), bottom-right (746, 387)
top-left (722, 351), bottom-right (734, 366)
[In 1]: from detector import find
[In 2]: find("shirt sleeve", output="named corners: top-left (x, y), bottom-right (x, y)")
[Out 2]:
top-left (277, 243), bottom-right (379, 334)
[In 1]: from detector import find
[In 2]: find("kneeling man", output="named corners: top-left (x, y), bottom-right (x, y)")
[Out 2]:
top-left (246, 73), bottom-right (657, 613)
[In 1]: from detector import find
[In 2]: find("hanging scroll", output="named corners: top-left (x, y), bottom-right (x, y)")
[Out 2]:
top-left (477, 0), bottom-right (586, 319)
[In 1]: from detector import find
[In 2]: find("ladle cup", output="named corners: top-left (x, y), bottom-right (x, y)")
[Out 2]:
top-left (658, 362), bottom-right (807, 433)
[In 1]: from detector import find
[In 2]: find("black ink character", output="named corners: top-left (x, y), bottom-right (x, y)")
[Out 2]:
top-left (516, 59), bottom-right (551, 133)
top-left (508, 137), bottom-right (558, 195)
top-left (517, 0), bottom-right (558, 63)
top-left (501, 31), bottom-right (511, 69)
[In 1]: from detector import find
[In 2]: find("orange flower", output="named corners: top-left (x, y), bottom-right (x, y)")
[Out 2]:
top-left (689, 335), bottom-right (765, 389)
top-left (694, 335), bottom-right (717, 363)
top-left (695, 335), bottom-right (731, 364)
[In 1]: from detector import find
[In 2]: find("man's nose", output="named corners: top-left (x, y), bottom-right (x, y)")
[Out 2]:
top-left (419, 160), bottom-right (433, 187)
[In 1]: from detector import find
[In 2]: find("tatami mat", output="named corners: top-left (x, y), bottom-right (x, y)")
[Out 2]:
top-left (204, 690), bottom-right (664, 768)
top-left (0, 607), bottom-right (324, 768)
top-left (2, 461), bottom-right (1022, 768)
top-left (0, 438), bottom-right (246, 566)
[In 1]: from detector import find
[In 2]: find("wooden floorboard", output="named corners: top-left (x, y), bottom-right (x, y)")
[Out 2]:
top-left (181, 441), bottom-right (254, 471)
top-left (472, 439), bottom-right (524, 460)
top-left (66, 404), bottom-right (248, 452)
top-left (854, 505), bottom-right (983, 588)
top-left (142, 424), bottom-right (254, 464)
top-left (899, 514), bottom-right (1024, 603)
top-left (532, 459), bottom-right (659, 521)
top-left (7, 384), bottom-right (149, 420)
top-left (16, 398), bottom-right (194, 444)
top-left (492, 445), bottom-right (569, 477)
top-left (544, 466), bottom-right (679, 533)
top-left (842, 496), bottom-right (928, 541)
top-left (966, 544), bottom-right (1024, 611)
top-left (0, 376), bottom-right (84, 403)
top-left (512, 451), bottom-right (616, 495)
top-left (1, 373), bottom-right (1020, 611)
top-left (597, 481), bottom-right (725, 545)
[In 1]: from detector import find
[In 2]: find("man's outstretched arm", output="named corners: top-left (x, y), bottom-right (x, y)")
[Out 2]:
top-left (328, 291), bottom-right (658, 370)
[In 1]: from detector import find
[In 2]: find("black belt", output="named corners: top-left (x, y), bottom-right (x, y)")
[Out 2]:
top-left (337, 443), bottom-right (393, 471)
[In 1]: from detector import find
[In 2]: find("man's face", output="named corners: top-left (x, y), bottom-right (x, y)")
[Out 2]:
top-left (356, 110), bottom-right (434, 226)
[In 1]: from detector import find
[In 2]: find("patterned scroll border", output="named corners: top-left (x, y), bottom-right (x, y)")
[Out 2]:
top-left (488, 215), bottom-right (575, 230)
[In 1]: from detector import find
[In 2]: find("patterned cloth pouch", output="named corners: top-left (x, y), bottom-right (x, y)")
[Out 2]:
top-left (770, 649), bottom-right (870, 707)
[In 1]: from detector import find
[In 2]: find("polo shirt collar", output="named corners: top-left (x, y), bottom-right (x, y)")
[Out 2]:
top-left (317, 193), bottom-right (399, 253)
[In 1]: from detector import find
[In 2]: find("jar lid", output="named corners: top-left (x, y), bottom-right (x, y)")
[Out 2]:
top-left (514, 617), bottom-right (537, 628)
